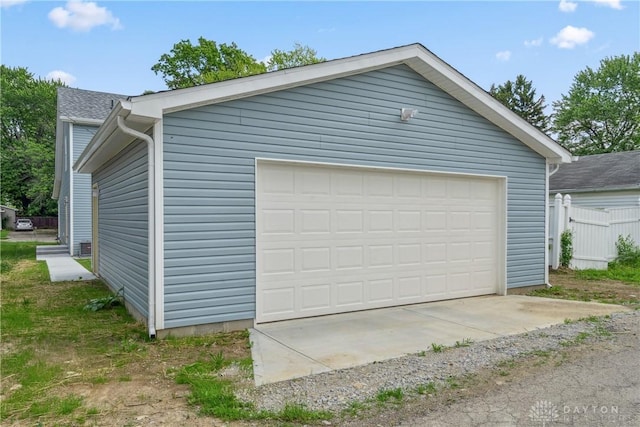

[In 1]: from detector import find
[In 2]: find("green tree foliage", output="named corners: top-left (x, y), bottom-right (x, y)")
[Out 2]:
top-left (151, 38), bottom-right (325, 89)
top-left (1, 65), bottom-right (63, 215)
top-left (151, 38), bottom-right (267, 89)
top-left (553, 53), bottom-right (640, 155)
top-left (267, 43), bottom-right (326, 72)
top-left (490, 74), bottom-right (550, 133)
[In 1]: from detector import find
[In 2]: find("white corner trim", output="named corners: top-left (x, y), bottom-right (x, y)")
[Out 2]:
top-left (69, 123), bottom-right (74, 256)
top-left (544, 160), bottom-right (550, 285)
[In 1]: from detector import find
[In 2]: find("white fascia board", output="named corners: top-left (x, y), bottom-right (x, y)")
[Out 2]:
top-left (127, 45), bottom-right (415, 119)
top-left (59, 116), bottom-right (105, 126)
top-left (405, 51), bottom-right (572, 164)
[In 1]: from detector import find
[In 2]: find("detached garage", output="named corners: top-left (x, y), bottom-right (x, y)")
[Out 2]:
top-left (75, 43), bottom-right (571, 338)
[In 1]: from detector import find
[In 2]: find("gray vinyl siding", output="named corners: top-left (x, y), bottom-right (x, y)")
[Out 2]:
top-left (93, 141), bottom-right (148, 319)
top-left (163, 64), bottom-right (547, 328)
top-left (72, 125), bottom-right (98, 255)
top-left (549, 190), bottom-right (640, 209)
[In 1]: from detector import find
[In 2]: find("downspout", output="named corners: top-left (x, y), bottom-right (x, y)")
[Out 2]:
top-left (548, 164), bottom-right (560, 176)
top-left (116, 116), bottom-right (157, 339)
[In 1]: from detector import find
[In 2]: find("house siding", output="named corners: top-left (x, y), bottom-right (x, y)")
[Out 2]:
top-left (72, 125), bottom-right (98, 255)
top-left (162, 64), bottom-right (547, 328)
top-left (549, 190), bottom-right (640, 209)
top-left (93, 141), bottom-right (149, 319)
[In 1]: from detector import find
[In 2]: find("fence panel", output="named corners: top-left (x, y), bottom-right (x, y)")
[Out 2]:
top-left (570, 207), bottom-right (609, 270)
top-left (548, 195), bottom-right (640, 270)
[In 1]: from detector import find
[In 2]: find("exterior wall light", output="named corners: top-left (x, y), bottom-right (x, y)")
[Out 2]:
top-left (400, 108), bottom-right (419, 121)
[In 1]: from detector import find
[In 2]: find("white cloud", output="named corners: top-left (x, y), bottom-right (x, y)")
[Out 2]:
top-left (558, 0), bottom-right (578, 12)
top-left (46, 70), bottom-right (77, 85)
top-left (524, 37), bottom-right (543, 47)
top-left (48, 1), bottom-right (122, 32)
top-left (0, 0), bottom-right (28, 8)
top-left (550, 26), bottom-right (595, 49)
top-left (591, 0), bottom-right (624, 10)
top-left (496, 50), bottom-right (511, 62)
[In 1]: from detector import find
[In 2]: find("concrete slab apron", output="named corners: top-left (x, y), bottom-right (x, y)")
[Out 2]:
top-left (250, 295), bottom-right (630, 386)
top-left (36, 253), bottom-right (96, 282)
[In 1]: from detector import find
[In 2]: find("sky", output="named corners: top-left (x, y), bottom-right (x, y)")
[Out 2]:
top-left (1, 0), bottom-right (638, 110)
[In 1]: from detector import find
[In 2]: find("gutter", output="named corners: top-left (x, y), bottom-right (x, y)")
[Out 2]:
top-left (115, 116), bottom-right (157, 339)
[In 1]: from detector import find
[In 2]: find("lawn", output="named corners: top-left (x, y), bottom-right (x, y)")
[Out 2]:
top-left (0, 241), bottom-right (331, 426)
top-left (531, 263), bottom-right (640, 309)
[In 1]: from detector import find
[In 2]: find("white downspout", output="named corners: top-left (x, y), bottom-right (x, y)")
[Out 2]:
top-left (116, 116), bottom-right (156, 339)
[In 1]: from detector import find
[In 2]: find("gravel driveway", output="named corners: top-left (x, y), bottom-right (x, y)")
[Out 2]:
top-left (240, 310), bottom-right (639, 426)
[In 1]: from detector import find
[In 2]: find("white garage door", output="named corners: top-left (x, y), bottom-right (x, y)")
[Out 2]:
top-left (256, 160), bottom-right (505, 323)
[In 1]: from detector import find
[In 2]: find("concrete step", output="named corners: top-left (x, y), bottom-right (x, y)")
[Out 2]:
top-left (36, 245), bottom-right (69, 255)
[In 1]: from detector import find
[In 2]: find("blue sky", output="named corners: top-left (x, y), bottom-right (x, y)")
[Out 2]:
top-left (1, 1), bottom-right (638, 109)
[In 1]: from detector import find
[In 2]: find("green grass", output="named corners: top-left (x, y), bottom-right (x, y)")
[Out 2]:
top-left (1, 229), bottom-right (9, 239)
top-left (375, 388), bottom-right (404, 404)
top-left (74, 257), bottom-right (92, 271)
top-left (576, 263), bottom-right (640, 284)
top-left (416, 382), bottom-right (437, 395)
top-left (454, 338), bottom-right (473, 348)
top-left (431, 343), bottom-right (445, 353)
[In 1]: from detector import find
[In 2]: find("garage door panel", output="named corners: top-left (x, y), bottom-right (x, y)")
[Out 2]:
top-left (256, 161), bottom-right (503, 323)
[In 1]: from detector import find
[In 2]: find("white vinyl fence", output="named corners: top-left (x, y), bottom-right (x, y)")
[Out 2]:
top-left (549, 194), bottom-right (640, 270)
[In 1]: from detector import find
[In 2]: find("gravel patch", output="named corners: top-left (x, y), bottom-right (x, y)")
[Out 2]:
top-left (238, 310), bottom-right (638, 412)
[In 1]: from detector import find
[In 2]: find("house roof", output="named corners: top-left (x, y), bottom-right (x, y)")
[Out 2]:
top-left (57, 87), bottom-right (129, 122)
top-left (53, 88), bottom-right (129, 199)
top-left (550, 150), bottom-right (640, 193)
top-left (76, 43), bottom-right (572, 173)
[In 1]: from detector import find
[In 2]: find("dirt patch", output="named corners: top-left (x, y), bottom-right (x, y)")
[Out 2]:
top-left (546, 269), bottom-right (640, 306)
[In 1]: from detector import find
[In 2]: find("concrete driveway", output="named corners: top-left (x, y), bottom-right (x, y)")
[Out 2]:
top-left (6, 229), bottom-right (57, 242)
top-left (249, 295), bottom-right (630, 385)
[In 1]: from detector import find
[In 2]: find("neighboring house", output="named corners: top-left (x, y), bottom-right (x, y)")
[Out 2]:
top-left (75, 44), bottom-right (571, 338)
top-left (1, 205), bottom-right (18, 230)
top-left (549, 150), bottom-right (640, 208)
top-left (53, 87), bottom-right (128, 256)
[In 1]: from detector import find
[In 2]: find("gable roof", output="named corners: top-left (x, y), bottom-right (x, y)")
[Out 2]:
top-left (57, 87), bottom-right (129, 122)
top-left (53, 88), bottom-right (129, 198)
top-left (76, 43), bottom-right (572, 173)
top-left (550, 150), bottom-right (640, 193)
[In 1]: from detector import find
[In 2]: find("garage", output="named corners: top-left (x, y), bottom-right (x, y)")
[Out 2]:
top-left (256, 160), bottom-right (506, 323)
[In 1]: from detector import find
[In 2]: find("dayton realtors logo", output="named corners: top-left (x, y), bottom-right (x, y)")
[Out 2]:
top-left (529, 400), bottom-right (559, 426)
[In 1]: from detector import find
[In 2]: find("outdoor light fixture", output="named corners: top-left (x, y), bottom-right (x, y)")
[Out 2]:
top-left (400, 108), bottom-right (419, 121)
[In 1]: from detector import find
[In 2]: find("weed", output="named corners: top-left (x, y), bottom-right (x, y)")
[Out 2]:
top-left (615, 235), bottom-right (640, 266)
top-left (564, 318), bottom-right (575, 324)
top-left (118, 375), bottom-right (132, 382)
top-left (454, 338), bottom-right (473, 348)
top-left (416, 382), bottom-right (437, 395)
top-left (530, 349), bottom-right (551, 357)
top-left (376, 388), bottom-right (404, 404)
top-left (83, 287), bottom-right (124, 311)
top-left (57, 395), bottom-right (83, 415)
top-left (445, 377), bottom-right (460, 389)
top-left (560, 229), bottom-right (573, 267)
top-left (342, 401), bottom-right (368, 416)
top-left (498, 370), bottom-right (509, 376)
top-left (417, 350), bottom-right (427, 356)
top-left (278, 403), bottom-right (331, 423)
top-left (431, 343), bottom-right (444, 353)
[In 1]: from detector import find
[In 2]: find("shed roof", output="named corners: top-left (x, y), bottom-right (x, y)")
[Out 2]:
top-left (76, 43), bottom-right (572, 173)
top-left (550, 150), bottom-right (640, 193)
top-left (57, 87), bottom-right (128, 122)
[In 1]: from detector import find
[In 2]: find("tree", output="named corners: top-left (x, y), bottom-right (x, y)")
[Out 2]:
top-left (490, 75), bottom-right (550, 133)
top-left (0, 65), bottom-right (62, 216)
top-left (151, 38), bottom-right (326, 89)
top-left (267, 43), bottom-right (326, 72)
top-left (151, 38), bottom-right (267, 89)
top-left (553, 53), bottom-right (640, 155)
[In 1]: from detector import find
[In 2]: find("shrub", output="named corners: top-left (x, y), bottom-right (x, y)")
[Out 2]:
top-left (560, 230), bottom-right (573, 267)
top-left (615, 235), bottom-right (640, 266)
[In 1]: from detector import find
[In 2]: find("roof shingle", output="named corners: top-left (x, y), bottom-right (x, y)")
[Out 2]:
top-left (550, 150), bottom-right (640, 192)
top-left (57, 87), bottom-right (128, 121)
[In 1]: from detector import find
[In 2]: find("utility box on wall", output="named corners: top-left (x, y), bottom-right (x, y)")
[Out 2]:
top-left (80, 242), bottom-right (92, 257)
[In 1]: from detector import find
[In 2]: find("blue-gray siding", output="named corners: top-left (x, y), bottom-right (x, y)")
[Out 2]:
top-left (72, 125), bottom-right (97, 255)
top-left (93, 141), bottom-right (149, 319)
top-left (162, 65), bottom-right (547, 329)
